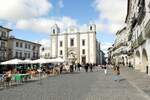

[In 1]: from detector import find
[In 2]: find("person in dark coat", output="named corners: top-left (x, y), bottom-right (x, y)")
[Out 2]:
top-left (77, 63), bottom-right (81, 71)
top-left (60, 64), bottom-right (63, 74)
top-left (84, 63), bottom-right (89, 72)
top-left (89, 63), bottom-right (93, 72)
top-left (70, 64), bottom-right (74, 72)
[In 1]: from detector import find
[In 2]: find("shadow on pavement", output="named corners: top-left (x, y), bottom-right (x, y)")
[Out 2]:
top-left (119, 78), bottom-right (126, 82)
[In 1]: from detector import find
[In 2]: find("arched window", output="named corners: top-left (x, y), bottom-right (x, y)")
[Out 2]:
top-left (53, 29), bottom-right (55, 34)
top-left (90, 26), bottom-right (92, 30)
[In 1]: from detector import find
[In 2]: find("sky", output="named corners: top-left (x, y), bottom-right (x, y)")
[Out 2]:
top-left (0, 0), bottom-right (127, 55)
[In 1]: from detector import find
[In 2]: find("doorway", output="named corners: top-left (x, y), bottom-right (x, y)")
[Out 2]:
top-left (82, 56), bottom-right (86, 64)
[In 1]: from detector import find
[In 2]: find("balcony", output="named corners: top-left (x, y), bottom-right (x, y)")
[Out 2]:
top-left (131, 40), bottom-right (138, 49)
top-left (138, 33), bottom-right (146, 45)
top-left (120, 50), bottom-right (128, 54)
top-left (112, 50), bottom-right (128, 57)
top-left (131, 17), bottom-right (137, 30)
top-left (144, 19), bottom-right (150, 38)
top-left (137, 0), bottom-right (146, 24)
top-left (131, 34), bottom-right (146, 49)
top-left (113, 42), bottom-right (127, 51)
top-left (0, 46), bottom-right (7, 51)
top-left (0, 36), bottom-right (7, 41)
top-left (128, 32), bottom-right (133, 41)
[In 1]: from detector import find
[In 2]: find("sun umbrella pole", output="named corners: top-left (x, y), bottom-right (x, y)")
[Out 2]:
top-left (38, 63), bottom-right (42, 85)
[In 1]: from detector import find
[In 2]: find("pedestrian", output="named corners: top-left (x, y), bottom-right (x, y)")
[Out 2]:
top-left (112, 65), bottom-right (120, 82)
top-left (116, 66), bottom-right (120, 82)
top-left (74, 64), bottom-right (77, 71)
top-left (60, 64), bottom-right (63, 74)
top-left (89, 63), bottom-right (93, 72)
top-left (77, 63), bottom-right (81, 71)
top-left (112, 65), bottom-right (117, 81)
top-left (70, 64), bottom-right (74, 72)
top-left (104, 65), bottom-right (107, 75)
top-left (84, 63), bottom-right (89, 72)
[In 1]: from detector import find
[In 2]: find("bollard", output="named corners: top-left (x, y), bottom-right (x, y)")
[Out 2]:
top-left (146, 66), bottom-right (148, 74)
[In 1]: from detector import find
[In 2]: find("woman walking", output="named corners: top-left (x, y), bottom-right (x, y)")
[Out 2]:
top-left (113, 65), bottom-right (120, 82)
top-left (116, 66), bottom-right (120, 81)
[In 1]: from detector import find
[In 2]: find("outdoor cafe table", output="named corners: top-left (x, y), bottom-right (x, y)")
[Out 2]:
top-left (14, 74), bottom-right (30, 82)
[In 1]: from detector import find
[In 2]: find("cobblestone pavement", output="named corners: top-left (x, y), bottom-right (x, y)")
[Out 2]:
top-left (0, 67), bottom-right (149, 100)
top-left (121, 67), bottom-right (150, 99)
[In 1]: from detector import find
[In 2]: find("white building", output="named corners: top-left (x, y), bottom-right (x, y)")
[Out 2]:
top-left (0, 26), bottom-right (12, 62)
top-left (50, 24), bottom-right (102, 64)
top-left (40, 47), bottom-right (51, 59)
top-left (125, 0), bottom-right (150, 74)
top-left (7, 36), bottom-right (41, 60)
top-left (111, 27), bottom-right (129, 66)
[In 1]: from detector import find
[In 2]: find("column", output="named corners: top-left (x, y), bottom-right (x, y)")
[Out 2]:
top-left (77, 32), bottom-right (80, 63)
top-left (64, 33), bottom-right (68, 61)
top-left (93, 32), bottom-right (96, 64)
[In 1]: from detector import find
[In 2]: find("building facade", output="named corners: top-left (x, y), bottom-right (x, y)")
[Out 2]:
top-left (111, 27), bottom-right (129, 66)
top-left (7, 36), bottom-right (41, 60)
top-left (40, 47), bottom-right (51, 59)
top-left (0, 26), bottom-right (12, 62)
top-left (110, 0), bottom-right (150, 74)
top-left (50, 24), bottom-right (102, 64)
top-left (125, 0), bottom-right (150, 74)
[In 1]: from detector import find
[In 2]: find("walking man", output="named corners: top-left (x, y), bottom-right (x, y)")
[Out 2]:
top-left (77, 63), bottom-right (81, 71)
top-left (84, 63), bottom-right (89, 72)
top-left (89, 63), bottom-right (93, 72)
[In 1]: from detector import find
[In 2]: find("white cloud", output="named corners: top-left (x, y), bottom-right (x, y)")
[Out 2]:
top-left (94, 0), bottom-right (127, 34)
top-left (16, 16), bottom-right (78, 34)
top-left (35, 38), bottom-right (50, 48)
top-left (0, 0), bottom-right (52, 21)
top-left (101, 42), bottom-right (113, 57)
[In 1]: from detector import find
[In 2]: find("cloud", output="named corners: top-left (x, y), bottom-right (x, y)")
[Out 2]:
top-left (0, 0), bottom-right (52, 21)
top-left (101, 42), bottom-right (113, 57)
top-left (93, 0), bottom-right (127, 34)
top-left (37, 39), bottom-right (50, 48)
top-left (16, 16), bottom-right (78, 34)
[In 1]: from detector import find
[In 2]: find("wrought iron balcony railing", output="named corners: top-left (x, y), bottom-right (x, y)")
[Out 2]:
top-left (128, 32), bottom-right (133, 41)
top-left (131, 33), bottom-right (146, 49)
top-left (137, 6), bottom-right (146, 25)
top-left (138, 33), bottom-right (146, 45)
top-left (144, 19), bottom-right (150, 38)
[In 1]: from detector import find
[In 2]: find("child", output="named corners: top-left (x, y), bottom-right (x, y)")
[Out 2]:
top-left (104, 66), bottom-right (107, 75)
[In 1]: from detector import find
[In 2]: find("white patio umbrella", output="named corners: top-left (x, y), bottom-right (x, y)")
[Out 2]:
top-left (50, 57), bottom-right (65, 63)
top-left (0, 59), bottom-right (23, 65)
top-left (31, 58), bottom-right (47, 64)
top-left (45, 59), bottom-right (53, 63)
top-left (20, 59), bottom-right (33, 64)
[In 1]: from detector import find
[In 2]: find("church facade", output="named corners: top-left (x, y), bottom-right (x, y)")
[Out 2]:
top-left (50, 24), bottom-right (102, 64)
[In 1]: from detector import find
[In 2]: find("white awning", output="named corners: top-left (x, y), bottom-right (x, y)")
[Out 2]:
top-left (0, 59), bottom-right (23, 65)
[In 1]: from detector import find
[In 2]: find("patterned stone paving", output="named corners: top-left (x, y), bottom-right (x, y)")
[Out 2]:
top-left (0, 67), bottom-right (149, 100)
